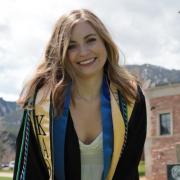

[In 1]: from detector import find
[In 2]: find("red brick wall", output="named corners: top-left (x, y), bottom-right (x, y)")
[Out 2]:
top-left (150, 95), bottom-right (180, 137)
top-left (146, 94), bottom-right (180, 180)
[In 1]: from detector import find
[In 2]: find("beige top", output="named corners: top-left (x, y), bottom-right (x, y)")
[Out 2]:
top-left (79, 132), bottom-right (103, 180)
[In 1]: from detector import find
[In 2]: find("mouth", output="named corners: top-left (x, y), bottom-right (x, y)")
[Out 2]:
top-left (77, 57), bottom-right (97, 65)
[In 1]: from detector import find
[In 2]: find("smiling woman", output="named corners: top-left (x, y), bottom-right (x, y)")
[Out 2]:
top-left (66, 20), bottom-right (107, 79)
top-left (13, 9), bottom-right (147, 180)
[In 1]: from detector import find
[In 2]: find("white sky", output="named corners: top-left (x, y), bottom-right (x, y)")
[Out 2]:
top-left (0, 0), bottom-right (180, 101)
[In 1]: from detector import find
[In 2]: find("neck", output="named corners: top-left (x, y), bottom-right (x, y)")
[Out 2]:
top-left (72, 74), bottom-right (104, 102)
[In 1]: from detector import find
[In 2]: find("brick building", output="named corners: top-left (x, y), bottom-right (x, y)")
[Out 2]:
top-left (144, 83), bottom-right (180, 180)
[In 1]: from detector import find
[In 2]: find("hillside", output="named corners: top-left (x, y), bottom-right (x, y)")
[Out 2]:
top-left (0, 98), bottom-right (18, 117)
top-left (0, 99), bottom-right (22, 163)
top-left (126, 64), bottom-right (180, 88)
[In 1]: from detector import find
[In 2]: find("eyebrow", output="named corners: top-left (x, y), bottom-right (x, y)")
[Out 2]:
top-left (69, 33), bottom-right (97, 43)
top-left (84, 33), bottom-right (97, 39)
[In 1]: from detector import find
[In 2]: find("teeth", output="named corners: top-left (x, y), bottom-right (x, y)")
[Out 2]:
top-left (79, 58), bottom-right (95, 65)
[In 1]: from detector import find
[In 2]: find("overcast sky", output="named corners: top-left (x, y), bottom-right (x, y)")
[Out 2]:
top-left (0, 0), bottom-right (180, 101)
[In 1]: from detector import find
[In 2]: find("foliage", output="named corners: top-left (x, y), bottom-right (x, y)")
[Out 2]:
top-left (0, 177), bottom-right (12, 180)
top-left (138, 161), bottom-right (145, 176)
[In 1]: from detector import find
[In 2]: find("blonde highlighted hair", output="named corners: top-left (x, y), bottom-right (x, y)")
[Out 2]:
top-left (18, 9), bottom-right (138, 115)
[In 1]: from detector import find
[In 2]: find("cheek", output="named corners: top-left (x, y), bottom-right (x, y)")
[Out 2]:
top-left (67, 51), bottom-right (76, 64)
top-left (103, 47), bottom-right (107, 58)
top-left (95, 41), bottom-right (107, 59)
top-left (99, 46), bottom-right (107, 61)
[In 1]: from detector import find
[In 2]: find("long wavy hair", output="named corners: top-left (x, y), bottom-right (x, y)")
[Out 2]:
top-left (18, 9), bottom-right (138, 116)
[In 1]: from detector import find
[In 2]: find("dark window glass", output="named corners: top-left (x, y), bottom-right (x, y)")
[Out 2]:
top-left (160, 113), bottom-right (171, 135)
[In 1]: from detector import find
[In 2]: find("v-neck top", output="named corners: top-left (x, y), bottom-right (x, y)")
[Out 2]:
top-left (79, 132), bottom-right (103, 180)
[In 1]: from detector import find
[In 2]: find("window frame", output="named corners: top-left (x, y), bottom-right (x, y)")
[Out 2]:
top-left (157, 111), bottom-right (173, 137)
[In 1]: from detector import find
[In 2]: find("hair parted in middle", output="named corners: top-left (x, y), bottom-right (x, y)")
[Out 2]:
top-left (18, 8), bottom-right (138, 116)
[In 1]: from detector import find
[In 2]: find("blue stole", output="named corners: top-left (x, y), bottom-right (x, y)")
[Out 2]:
top-left (53, 77), bottom-right (113, 180)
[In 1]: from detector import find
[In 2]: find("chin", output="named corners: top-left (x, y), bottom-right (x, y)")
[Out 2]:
top-left (75, 69), bottom-right (104, 79)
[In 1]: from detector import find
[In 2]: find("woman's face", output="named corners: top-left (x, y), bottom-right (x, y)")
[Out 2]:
top-left (66, 21), bottom-right (107, 79)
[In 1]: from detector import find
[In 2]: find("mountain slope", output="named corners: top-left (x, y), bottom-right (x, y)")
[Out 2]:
top-left (126, 64), bottom-right (180, 88)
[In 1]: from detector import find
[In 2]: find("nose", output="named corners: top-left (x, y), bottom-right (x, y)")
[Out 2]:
top-left (79, 44), bottom-right (89, 57)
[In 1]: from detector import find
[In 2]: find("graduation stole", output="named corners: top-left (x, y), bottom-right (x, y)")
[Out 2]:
top-left (26, 78), bottom-right (135, 180)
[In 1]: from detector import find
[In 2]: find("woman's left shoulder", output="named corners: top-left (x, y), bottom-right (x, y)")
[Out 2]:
top-left (128, 81), bottom-right (147, 129)
top-left (130, 80), bottom-right (145, 103)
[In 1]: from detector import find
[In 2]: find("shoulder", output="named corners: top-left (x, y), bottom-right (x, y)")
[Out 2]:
top-left (23, 86), bottom-right (51, 112)
top-left (128, 83), bottom-right (147, 130)
top-left (130, 80), bottom-right (137, 90)
top-left (35, 87), bottom-right (50, 105)
top-left (129, 80), bottom-right (145, 102)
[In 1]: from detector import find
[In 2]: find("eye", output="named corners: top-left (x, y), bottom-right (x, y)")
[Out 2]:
top-left (67, 44), bottom-right (77, 50)
top-left (86, 38), bottom-right (96, 43)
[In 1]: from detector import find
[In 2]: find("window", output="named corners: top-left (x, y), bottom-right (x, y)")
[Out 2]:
top-left (159, 113), bottom-right (171, 135)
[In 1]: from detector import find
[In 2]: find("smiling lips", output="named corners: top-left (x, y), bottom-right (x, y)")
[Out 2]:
top-left (77, 58), bottom-right (96, 65)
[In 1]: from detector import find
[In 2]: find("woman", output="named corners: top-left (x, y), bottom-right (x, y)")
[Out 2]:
top-left (13, 9), bottom-right (147, 180)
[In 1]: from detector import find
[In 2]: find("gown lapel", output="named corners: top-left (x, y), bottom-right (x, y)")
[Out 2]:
top-left (53, 86), bottom-right (71, 180)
